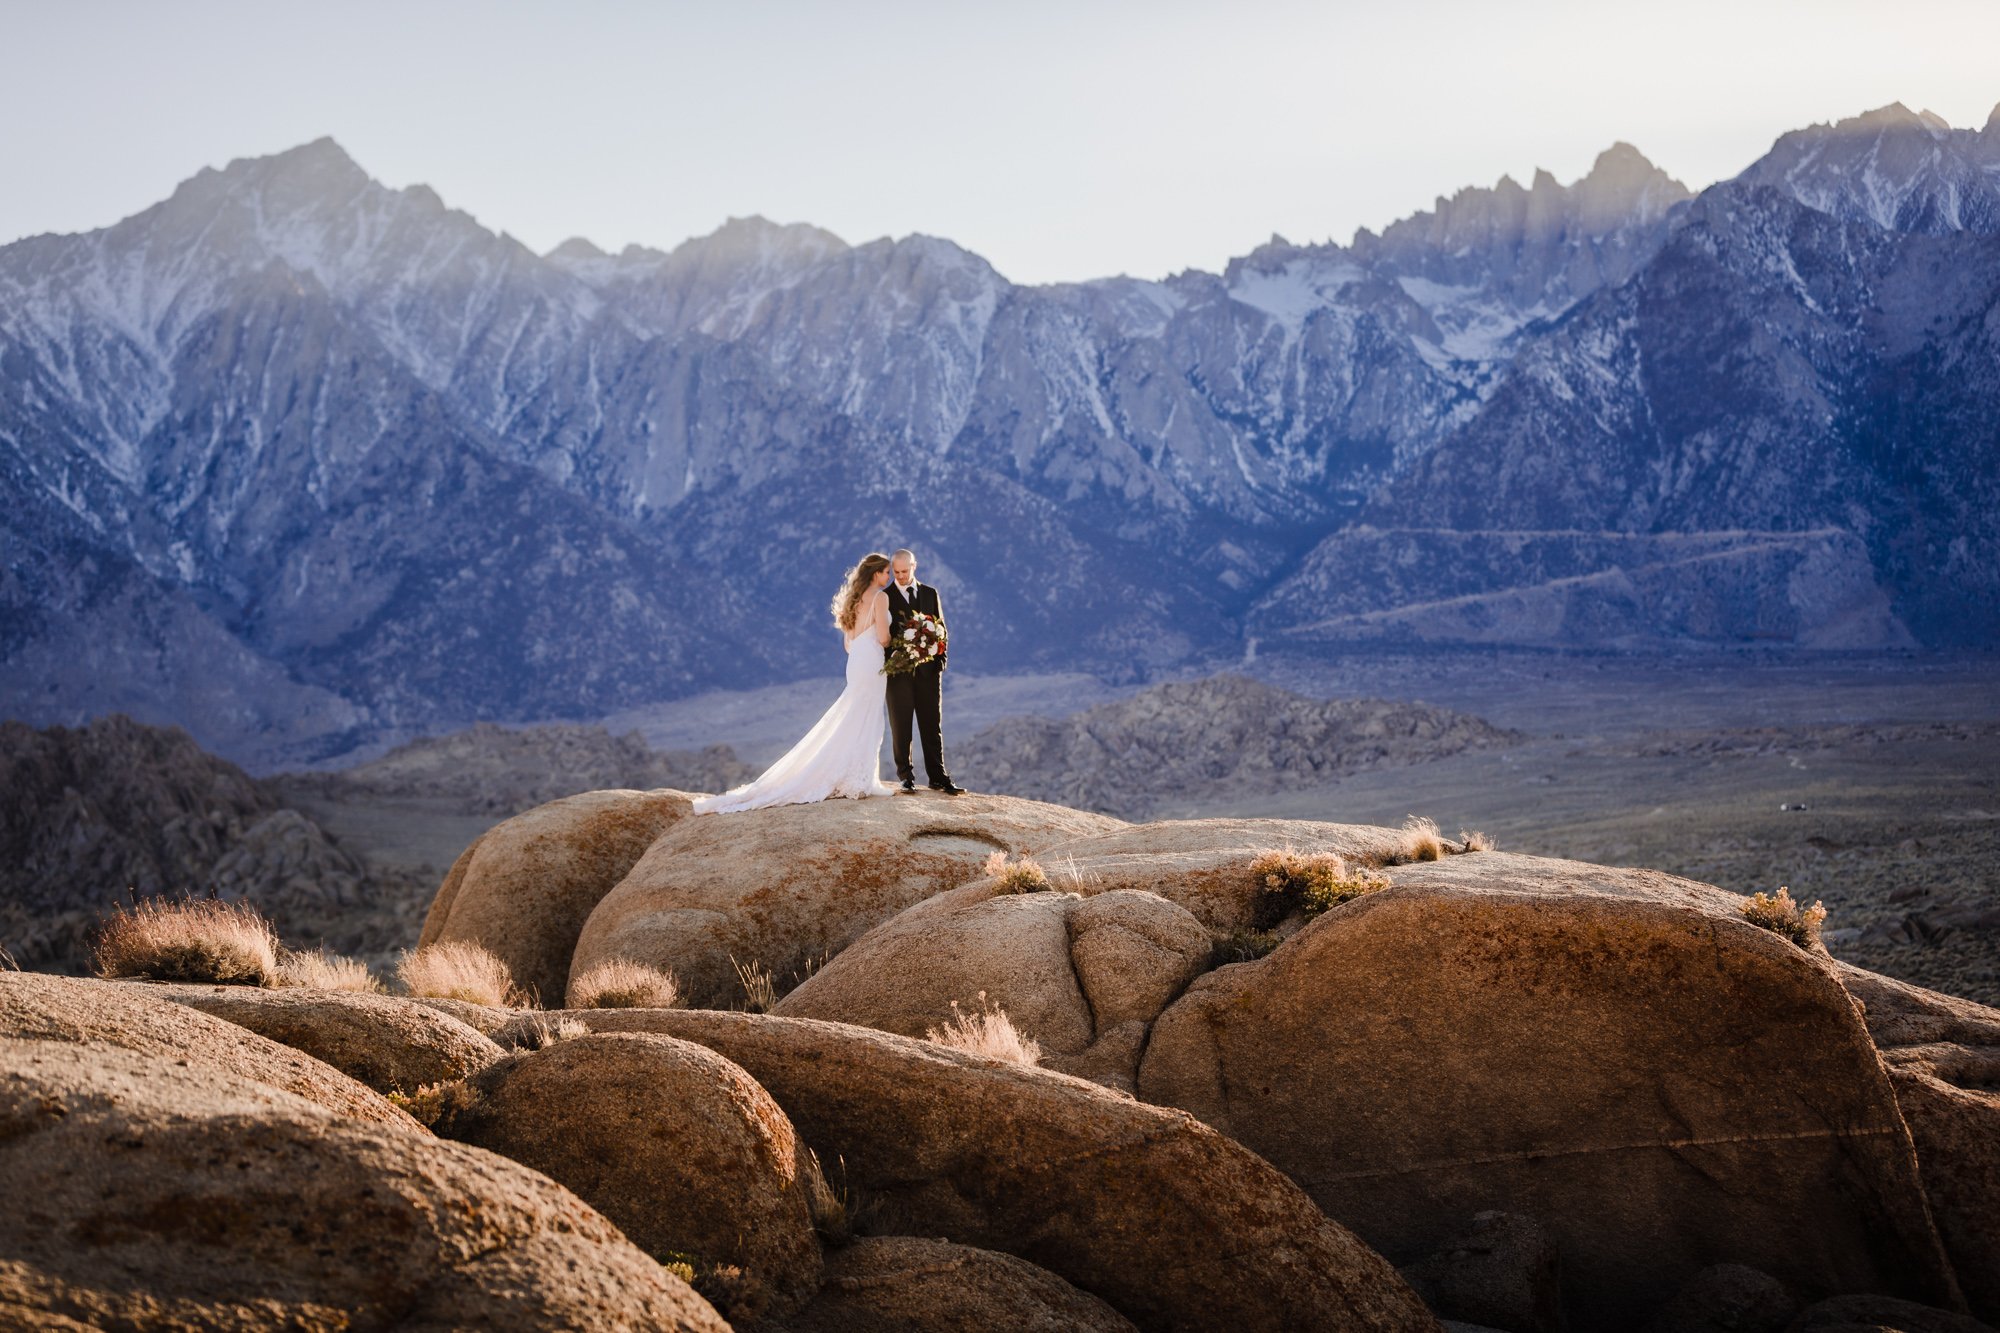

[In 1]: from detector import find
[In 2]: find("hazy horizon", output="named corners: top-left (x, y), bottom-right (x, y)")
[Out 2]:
top-left (4, 0), bottom-right (1997, 286)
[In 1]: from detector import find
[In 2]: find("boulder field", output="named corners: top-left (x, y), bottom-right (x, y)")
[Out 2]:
top-left (7, 788), bottom-right (1998, 1332)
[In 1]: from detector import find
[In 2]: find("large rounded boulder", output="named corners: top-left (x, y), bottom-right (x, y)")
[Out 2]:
top-left (1137, 851), bottom-right (1960, 1326)
top-left (1031, 817), bottom-right (1415, 930)
top-left (791, 1235), bottom-right (1137, 1333)
top-left (0, 1038), bottom-right (727, 1331)
top-left (439, 1031), bottom-right (823, 1324)
top-left (776, 881), bottom-right (1210, 1091)
top-left (141, 982), bottom-right (504, 1095)
top-left (535, 1007), bottom-right (1440, 1332)
top-left (0, 971), bottom-right (414, 1128)
top-left (419, 788), bottom-right (696, 1006)
top-left (570, 793), bottom-right (1121, 1008)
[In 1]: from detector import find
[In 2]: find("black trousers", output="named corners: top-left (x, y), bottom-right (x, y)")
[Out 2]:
top-left (886, 662), bottom-right (948, 785)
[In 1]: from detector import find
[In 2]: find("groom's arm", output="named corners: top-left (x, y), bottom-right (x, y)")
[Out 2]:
top-left (932, 587), bottom-right (947, 667)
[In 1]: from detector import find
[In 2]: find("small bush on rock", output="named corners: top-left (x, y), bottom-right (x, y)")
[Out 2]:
top-left (1215, 926), bottom-right (1283, 964)
top-left (93, 896), bottom-right (279, 985)
top-left (983, 850), bottom-right (1051, 893)
top-left (571, 959), bottom-right (682, 1009)
top-left (388, 1078), bottom-right (482, 1130)
top-left (1741, 887), bottom-right (1827, 951)
top-left (273, 948), bottom-right (380, 992)
top-left (1458, 829), bottom-right (1495, 852)
top-left (396, 941), bottom-right (524, 1007)
top-left (1251, 850), bottom-right (1389, 919)
top-left (926, 991), bottom-right (1042, 1066)
top-left (1395, 815), bottom-right (1446, 864)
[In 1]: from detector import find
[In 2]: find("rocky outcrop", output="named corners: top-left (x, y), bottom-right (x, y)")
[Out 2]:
top-left (0, 971), bottom-right (415, 1128)
top-left (776, 881), bottom-right (1210, 1092)
top-left (537, 1007), bottom-right (1439, 1333)
top-left (141, 982), bottom-right (504, 1095)
top-left (1137, 853), bottom-right (1960, 1325)
top-left (418, 788), bottom-right (696, 1006)
top-left (0, 1038), bottom-right (726, 1331)
top-left (440, 1032), bottom-right (823, 1324)
top-left (790, 1236), bottom-right (1137, 1333)
top-left (958, 676), bottom-right (1519, 819)
top-left (570, 794), bottom-right (1122, 1008)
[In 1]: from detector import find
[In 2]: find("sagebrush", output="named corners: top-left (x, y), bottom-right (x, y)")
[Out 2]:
top-left (93, 897), bottom-right (279, 986)
top-left (983, 850), bottom-right (1050, 894)
top-left (1250, 849), bottom-right (1389, 918)
top-left (1741, 886), bottom-right (1828, 951)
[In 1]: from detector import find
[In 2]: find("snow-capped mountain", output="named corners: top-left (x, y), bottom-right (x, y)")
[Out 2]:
top-left (3, 105), bottom-right (1996, 764)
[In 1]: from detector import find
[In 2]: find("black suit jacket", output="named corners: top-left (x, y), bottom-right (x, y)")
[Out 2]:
top-left (886, 581), bottom-right (945, 665)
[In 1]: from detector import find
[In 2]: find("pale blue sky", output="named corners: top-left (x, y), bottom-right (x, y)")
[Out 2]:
top-left (3, 0), bottom-right (1995, 285)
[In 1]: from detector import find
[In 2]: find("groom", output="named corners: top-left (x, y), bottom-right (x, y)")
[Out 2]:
top-left (886, 548), bottom-right (963, 795)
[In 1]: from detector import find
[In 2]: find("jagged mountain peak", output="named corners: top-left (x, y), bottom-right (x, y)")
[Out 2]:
top-left (547, 235), bottom-right (608, 261)
top-left (1736, 101), bottom-right (2000, 234)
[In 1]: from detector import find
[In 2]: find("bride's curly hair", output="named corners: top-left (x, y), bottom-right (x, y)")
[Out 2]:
top-left (832, 552), bottom-right (892, 631)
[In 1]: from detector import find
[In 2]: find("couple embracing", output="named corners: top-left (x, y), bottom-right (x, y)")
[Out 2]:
top-left (692, 549), bottom-right (963, 815)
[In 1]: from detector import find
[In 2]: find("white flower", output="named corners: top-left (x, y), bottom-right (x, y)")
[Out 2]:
top-left (903, 629), bottom-right (916, 640)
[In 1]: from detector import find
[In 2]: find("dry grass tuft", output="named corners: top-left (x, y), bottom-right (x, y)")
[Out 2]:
top-left (1457, 829), bottom-right (1496, 853)
top-left (387, 1078), bottom-right (481, 1130)
top-left (925, 991), bottom-right (1042, 1066)
top-left (1250, 849), bottom-right (1390, 918)
top-left (1741, 886), bottom-right (1828, 952)
top-left (1396, 815), bottom-right (1445, 863)
top-left (801, 1147), bottom-right (871, 1246)
top-left (509, 1012), bottom-right (591, 1050)
top-left (273, 948), bottom-right (380, 992)
top-left (0, 943), bottom-right (19, 971)
top-left (982, 850), bottom-right (1050, 894)
top-left (733, 955), bottom-right (778, 1014)
top-left (570, 959), bottom-right (682, 1010)
top-left (93, 897), bottom-right (279, 986)
top-left (396, 941), bottom-right (525, 1007)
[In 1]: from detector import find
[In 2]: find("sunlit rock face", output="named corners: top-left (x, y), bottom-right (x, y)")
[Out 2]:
top-left (4, 107), bottom-right (1997, 761)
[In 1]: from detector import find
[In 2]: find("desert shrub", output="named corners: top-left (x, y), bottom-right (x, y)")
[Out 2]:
top-left (1458, 829), bottom-right (1495, 853)
top-left (570, 959), bottom-right (682, 1010)
top-left (387, 1078), bottom-right (481, 1130)
top-left (273, 948), bottom-right (380, 992)
top-left (1215, 926), bottom-right (1283, 964)
top-left (733, 955), bottom-right (778, 1014)
top-left (93, 896), bottom-right (279, 986)
top-left (507, 1012), bottom-right (590, 1050)
top-left (692, 1263), bottom-right (763, 1327)
top-left (1741, 886), bottom-right (1827, 951)
top-left (395, 941), bottom-right (524, 1007)
top-left (801, 1146), bottom-right (873, 1246)
top-left (1251, 849), bottom-right (1390, 920)
top-left (925, 991), bottom-right (1042, 1066)
top-left (983, 850), bottom-right (1050, 894)
top-left (0, 943), bottom-right (19, 971)
top-left (662, 1256), bottom-right (698, 1286)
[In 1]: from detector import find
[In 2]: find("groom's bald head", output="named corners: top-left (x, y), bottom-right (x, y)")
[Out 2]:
top-left (892, 550), bottom-right (916, 586)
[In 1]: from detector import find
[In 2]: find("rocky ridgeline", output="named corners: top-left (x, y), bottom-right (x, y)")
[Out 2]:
top-left (275, 721), bottom-right (755, 815)
top-left (0, 716), bottom-right (407, 973)
top-left (957, 675), bottom-right (1520, 819)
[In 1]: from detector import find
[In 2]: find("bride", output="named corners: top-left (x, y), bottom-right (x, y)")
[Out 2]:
top-left (692, 553), bottom-right (898, 814)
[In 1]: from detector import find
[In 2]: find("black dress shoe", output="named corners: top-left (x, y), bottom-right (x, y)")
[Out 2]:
top-left (930, 780), bottom-right (966, 796)
top-left (898, 777), bottom-right (917, 793)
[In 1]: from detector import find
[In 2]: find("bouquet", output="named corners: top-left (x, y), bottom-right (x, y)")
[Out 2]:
top-left (883, 610), bottom-right (948, 675)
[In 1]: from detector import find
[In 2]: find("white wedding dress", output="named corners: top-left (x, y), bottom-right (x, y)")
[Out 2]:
top-left (692, 595), bottom-right (895, 814)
